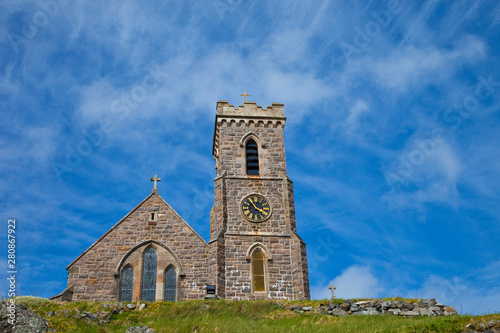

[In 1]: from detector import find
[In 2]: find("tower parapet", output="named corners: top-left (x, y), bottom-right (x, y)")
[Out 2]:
top-left (216, 100), bottom-right (285, 118)
top-left (213, 101), bottom-right (286, 160)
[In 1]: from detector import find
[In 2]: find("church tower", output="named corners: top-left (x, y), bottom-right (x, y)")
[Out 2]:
top-left (209, 99), bottom-right (310, 300)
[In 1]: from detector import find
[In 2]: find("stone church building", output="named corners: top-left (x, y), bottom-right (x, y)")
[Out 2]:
top-left (52, 100), bottom-right (310, 302)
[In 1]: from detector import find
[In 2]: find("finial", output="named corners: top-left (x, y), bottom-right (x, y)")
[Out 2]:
top-left (150, 175), bottom-right (161, 192)
top-left (240, 91), bottom-right (251, 102)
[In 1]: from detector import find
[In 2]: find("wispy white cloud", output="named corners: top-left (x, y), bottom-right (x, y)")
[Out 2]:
top-left (311, 262), bottom-right (500, 315)
top-left (404, 270), bottom-right (500, 315)
top-left (360, 36), bottom-right (486, 91)
top-left (311, 265), bottom-right (383, 300)
top-left (383, 142), bottom-right (463, 207)
top-left (342, 99), bottom-right (371, 138)
top-left (25, 126), bottom-right (60, 166)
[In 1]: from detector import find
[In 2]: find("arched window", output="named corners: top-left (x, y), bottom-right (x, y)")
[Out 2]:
top-left (246, 139), bottom-right (259, 175)
top-left (252, 250), bottom-right (266, 292)
top-left (120, 266), bottom-right (134, 302)
top-left (141, 247), bottom-right (157, 301)
top-left (164, 266), bottom-right (177, 302)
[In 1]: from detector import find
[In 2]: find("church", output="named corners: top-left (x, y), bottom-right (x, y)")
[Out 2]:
top-left (51, 99), bottom-right (310, 302)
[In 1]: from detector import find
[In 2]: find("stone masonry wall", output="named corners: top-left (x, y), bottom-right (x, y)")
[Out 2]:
top-left (213, 101), bottom-right (288, 179)
top-left (291, 237), bottom-right (310, 299)
top-left (224, 235), bottom-right (294, 300)
top-left (66, 192), bottom-right (209, 301)
top-left (216, 119), bottom-right (287, 178)
top-left (208, 174), bottom-right (227, 298)
top-left (211, 100), bottom-right (310, 300)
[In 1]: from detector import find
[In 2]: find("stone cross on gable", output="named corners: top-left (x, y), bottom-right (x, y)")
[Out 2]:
top-left (150, 175), bottom-right (161, 190)
top-left (329, 284), bottom-right (336, 299)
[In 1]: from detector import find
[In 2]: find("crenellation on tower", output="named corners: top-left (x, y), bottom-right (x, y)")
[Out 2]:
top-left (216, 100), bottom-right (285, 118)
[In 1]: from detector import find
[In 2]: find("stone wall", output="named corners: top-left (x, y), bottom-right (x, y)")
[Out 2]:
top-left (210, 100), bottom-right (310, 300)
top-left (66, 191), bottom-right (209, 301)
top-left (288, 298), bottom-right (458, 317)
top-left (214, 101), bottom-right (287, 179)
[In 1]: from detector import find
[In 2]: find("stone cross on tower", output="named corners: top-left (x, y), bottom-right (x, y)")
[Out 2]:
top-left (329, 284), bottom-right (336, 299)
top-left (240, 91), bottom-right (251, 102)
top-left (150, 175), bottom-right (161, 192)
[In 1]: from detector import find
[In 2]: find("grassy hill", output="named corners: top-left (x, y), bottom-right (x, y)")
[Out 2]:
top-left (14, 296), bottom-right (500, 333)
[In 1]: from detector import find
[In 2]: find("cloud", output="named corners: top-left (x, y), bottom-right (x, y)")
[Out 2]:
top-left (434, 143), bottom-right (463, 184)
top-left (364, 36), bottom-right (486, 91)
top-left (383, 138), bottom-right (464, 208)
top-left (311, 265), bottom-right (383, 300)
top-left (311, 262), bottom-right (500, 315)
top-left (343, 99), bottom-right (370, 137)
top-left (76, 79), bottom-right (119, 125)
top-left (405, 269), bottom-right (500, 315)
top-left (0, 125), bottom-right (60, 176)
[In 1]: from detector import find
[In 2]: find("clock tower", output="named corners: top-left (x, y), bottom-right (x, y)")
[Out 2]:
top-left (209, 99), bottom-right (310, 300)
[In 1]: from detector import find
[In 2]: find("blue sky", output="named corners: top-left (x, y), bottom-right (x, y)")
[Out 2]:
top-left (1, 0), bottom-right (499, 315)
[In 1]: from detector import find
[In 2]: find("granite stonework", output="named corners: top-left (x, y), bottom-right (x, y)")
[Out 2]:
top-left (287, 299), bottom-right (462, 317)
top-left (53, 100), bottom-right (310, 302)
top-left (210, 101), bottom-right (309, 300)
top-left (59, 192), bottom-right (209, 302)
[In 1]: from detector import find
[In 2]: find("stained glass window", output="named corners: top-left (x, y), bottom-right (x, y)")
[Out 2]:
top-left (164, 266), bottom-right (176, 302)
top-left (252, 250), bottom-right (265, 292)
top-left (141, 247), bottom-right (157, 301)
top-left (246, 139), bottom-right (259, 175)
top-left (120, 266), bottom-right (134, 302)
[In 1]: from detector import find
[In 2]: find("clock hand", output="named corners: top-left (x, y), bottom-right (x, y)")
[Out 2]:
top-left (249, 200), bottom-right (265, 214)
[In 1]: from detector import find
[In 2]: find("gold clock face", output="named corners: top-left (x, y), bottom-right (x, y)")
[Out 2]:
top-left (241, 194), bottom-right (272, 223)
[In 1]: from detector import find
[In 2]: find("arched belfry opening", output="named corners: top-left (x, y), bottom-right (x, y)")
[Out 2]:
top-left (246, 139), bottom-right (259, 175)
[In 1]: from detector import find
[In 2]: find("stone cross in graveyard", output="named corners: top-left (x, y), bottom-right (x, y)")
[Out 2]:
top-left (150, 175), bottom-right (161, 190)
top-left (329, 284), bottom-right (336, 299)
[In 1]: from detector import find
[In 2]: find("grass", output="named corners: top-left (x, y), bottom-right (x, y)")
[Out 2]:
top-left (12, 297), bottom-right (500, 333)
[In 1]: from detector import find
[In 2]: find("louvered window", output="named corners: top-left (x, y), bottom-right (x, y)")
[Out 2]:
top-left (246, 139), bottom-right (259, 175)
top-left (141, 247), bottom-right (157, 301)
top-left (120, 266), bottom-right (134, 302)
